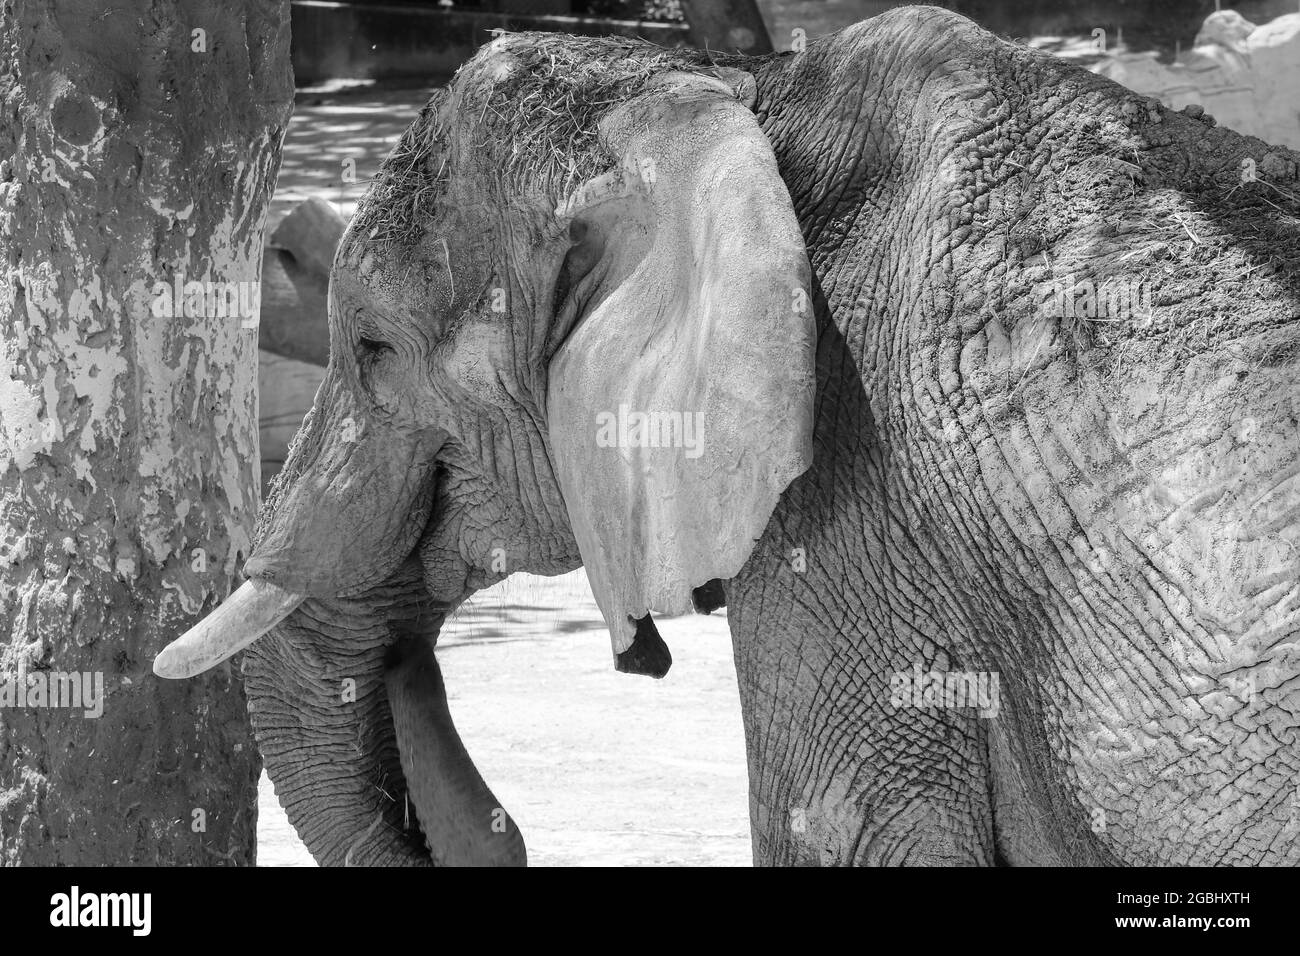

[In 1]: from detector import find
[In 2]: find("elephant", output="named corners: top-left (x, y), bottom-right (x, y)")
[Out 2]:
top-left (156, 4), bottom-right (1300, 866)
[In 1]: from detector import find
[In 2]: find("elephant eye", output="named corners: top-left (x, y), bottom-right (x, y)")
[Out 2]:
top-left (356, 336), bottom-right (396, 388)
top-left (355, 336), bottom-right (395, 373)
top-left (355, 336), bottom-right (399, 412)
top-left (356, 336), bottom-right (392, 359)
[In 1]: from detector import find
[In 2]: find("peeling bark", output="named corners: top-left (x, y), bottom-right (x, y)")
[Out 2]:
top-left (0, 0), bottom-right (292, 864)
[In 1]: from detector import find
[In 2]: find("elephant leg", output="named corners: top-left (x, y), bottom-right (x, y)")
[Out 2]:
top-left (727, 570), bottom-right (998, 866)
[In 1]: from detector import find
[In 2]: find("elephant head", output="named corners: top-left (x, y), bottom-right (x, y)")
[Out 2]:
top-left (158, 7), bottom-right (1300, 867)
top-left (156, 35), bottom-right (817, 865)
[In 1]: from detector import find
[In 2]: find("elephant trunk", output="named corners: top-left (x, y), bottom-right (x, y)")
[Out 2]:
top-left (387, 639), bottom-right (527, 866)
top-left (159, 362), bottom-right (521, 864)
top-left (242, 557), bottom-right (525, 866)
top-left (242, 558), bottom-right (435, 865)
top-left (243, 370), bottom-right (443, 596)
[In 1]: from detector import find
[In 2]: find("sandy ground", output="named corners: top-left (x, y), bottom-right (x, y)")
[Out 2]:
top-left (257, 571), bottom-right (751, 866)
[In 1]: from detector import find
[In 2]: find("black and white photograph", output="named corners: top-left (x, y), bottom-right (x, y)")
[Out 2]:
top-left (0, 0), bottom-right (1296, 931)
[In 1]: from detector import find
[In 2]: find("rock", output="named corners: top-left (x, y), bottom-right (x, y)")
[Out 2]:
top-left (258, 349), bottom-right (327, 494)
top-left (269, 196), bottom-right (346, 280)
top-left (259, 197), bottom-right (346, 366)
top-left (1096, 12), bottom-right (1300, 149)
top-left (260, 244), bottom-right (331, 366)
top-left (257, 199), bottom-right (346, 490)
top-left (1193, 10), bottom-right (1257, 49)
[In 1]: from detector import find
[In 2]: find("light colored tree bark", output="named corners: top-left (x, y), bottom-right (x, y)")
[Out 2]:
top-left (0, 0), bottom-right (292, 864)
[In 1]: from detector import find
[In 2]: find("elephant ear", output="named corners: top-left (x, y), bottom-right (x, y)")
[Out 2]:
top-left (546, 69), bottom-right (816, 667)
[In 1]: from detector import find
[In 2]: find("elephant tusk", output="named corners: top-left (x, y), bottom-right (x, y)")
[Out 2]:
top-left (153, 579), bottom-right (304, 679)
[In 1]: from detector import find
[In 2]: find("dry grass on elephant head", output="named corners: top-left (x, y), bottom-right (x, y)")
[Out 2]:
top-left (350, 34), bottom-right (748, 251)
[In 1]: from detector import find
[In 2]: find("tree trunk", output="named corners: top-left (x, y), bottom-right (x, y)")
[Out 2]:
top-left (0, 1), bottom-right (292, 864)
